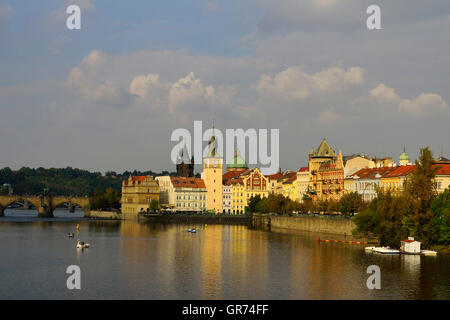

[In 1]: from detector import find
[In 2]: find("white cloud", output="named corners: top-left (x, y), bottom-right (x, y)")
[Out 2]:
top-left (256, 66), bottom-right (364, 102)
top-left (169, 72), bottom-right (218, 114)
top-left (65, 52), bottom-right (129, 105)
top-left (399, 93), bottom-right (449, 117)
top-left (81, 50), bottom-right (107, 69)
top-left (369, 83), bottom-right (401, 104)
top-left (369, 83), bottom-right (449, 117)
top-left (316, 107), bottom-right (343, 124)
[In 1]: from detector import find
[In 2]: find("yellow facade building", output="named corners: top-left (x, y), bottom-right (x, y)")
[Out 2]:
top-left (224, 168), bottom-right (269, 214)
top-left (121, 175), bottom-right (160, 214)
top-left (308, 139), bottom-right (345, 201)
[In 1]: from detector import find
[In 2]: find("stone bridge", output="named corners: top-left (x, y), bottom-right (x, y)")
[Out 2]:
top-left (0, 195), bottom-right (91, 218)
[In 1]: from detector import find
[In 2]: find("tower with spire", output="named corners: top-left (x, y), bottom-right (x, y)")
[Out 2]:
top-left (201, 121), bottom-right (223, 213)
top-left (399, 147), bottom-right (409, 166)
top-left (176, 143), bottom-right (194, 177)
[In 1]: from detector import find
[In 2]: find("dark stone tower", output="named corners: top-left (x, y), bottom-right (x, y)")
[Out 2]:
top-left (176, 145), bottom-right (194, 177)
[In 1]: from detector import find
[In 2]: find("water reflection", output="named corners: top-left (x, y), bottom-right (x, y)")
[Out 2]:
top-left (0, 211), bottom-right (449, 300)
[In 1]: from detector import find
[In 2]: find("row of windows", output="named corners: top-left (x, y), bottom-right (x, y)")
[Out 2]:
top-left (176, 202), bottom-right (206, 208)
top-left (176, 194), bottom-right (206, 200)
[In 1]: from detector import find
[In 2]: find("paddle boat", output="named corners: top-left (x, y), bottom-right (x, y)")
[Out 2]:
top-left (421, 250), bottom-right (438, 256)
top-left (187, 228), bottom-right (197, 233)
top-left (76, 240), bottom-right (90, 249)
top-left (372, 246), bottom-right (400, 254)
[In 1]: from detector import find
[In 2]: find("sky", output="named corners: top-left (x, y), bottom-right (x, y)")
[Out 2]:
top-left (1, 0), bottom-right (449, 174)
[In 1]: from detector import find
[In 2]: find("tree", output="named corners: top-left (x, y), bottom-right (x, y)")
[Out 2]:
top-left (104, 187), bottom-right (120, 210)
top-left (248, 195), bottom-right (262, 213)
top-left (403, 147), bottom-right (438, 247)
top-left (353, 188), bottom-right (408, 247)
top-left (339, 192), bottom-right (363, 216)
top-left (150, 199), bottom-right (159, 212)
top-left (430, 188), bottom-right (450, 245)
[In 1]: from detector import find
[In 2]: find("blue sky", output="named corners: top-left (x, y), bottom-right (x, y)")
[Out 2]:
top-left (1, 0), bottom-right (450, 173)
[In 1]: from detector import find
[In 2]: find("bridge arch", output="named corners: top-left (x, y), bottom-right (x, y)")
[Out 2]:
top-left (51, 197), bottom-right (91, 216)
top-left (0, 196), bottom-right (42, 216)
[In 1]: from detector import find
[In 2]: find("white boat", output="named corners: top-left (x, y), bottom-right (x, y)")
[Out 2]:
top-left (76, 240), bottom-right (90, 249)
top-left (421, 250), bottom-right (437, 256)
top-left (365, 246), bottom-right (376, 252)
top-left (373, 247), bottom-right (400, 254)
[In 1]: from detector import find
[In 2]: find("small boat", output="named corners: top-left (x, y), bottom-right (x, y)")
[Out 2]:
top-left (365, 246), bottom-right (376, 252)
top-left (421, 250), bottom-right (438, 256)
top-left (66, 232), bottom-right (74, 238)
top-left (76, 240), bottom-right (90, 249)
top-left (373, 247), bottom-right (400, 254)
top-left (187, 228), bottom-right (197, 233)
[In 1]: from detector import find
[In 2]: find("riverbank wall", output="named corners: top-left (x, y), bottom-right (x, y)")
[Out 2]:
top-left (252, 214), bottom-right (360, 237)
top-left (86, 210), bottom-right (122, 220)
top-left (139, 214), bottom-right (252, 225)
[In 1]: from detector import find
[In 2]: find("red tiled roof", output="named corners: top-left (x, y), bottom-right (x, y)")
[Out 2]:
top-left (298, 166), bottom-right (309, 172)
top-left (383, 165), bottom-right (416, 178)
top-left (433, 163), bottom-right (450, 175)
top-left (223, 170), bottom-right (245, 181)
top-left (265, 173), bottom-right (283, 181)
top-left (124, 175), bottom-right (148, 186)
top-left (351, 167), bottom-right (398, 179)
top-left (170, 177), bottom-right (206, 189)
top-left (401, 239), bottom-right (415, 243)
top-left (283, 175), bottom-right (297, 184)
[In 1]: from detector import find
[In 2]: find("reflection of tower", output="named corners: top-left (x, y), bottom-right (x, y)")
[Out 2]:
top-left (201, 225), bottom-right (223, 298)
top-left (399, 147), bottom-right (409, 166)
top-left (176, 143), bottom-right (194, 177)
top-left (201, 122), bottom-right (223, 213)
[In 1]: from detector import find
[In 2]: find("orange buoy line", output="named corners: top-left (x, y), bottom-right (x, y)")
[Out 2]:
top-left (317, 237), bottom-right (377, 245)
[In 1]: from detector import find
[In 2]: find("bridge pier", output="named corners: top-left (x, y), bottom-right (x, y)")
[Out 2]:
top-left (23, 200), bottom-right (31, 210)
top-left (37, 206), bottom-right (54, 218)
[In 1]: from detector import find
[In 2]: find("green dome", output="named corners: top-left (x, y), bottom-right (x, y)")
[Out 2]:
top-left (400, 151), bottom-right (409, 161)
top-left (227, 151), bottom-right (248, 169)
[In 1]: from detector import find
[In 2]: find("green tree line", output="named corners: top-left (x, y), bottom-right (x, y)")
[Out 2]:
top-left (353, 147), bottom-right (450, 248)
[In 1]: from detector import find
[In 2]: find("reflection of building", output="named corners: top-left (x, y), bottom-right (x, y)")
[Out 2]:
top-left (201, 125), bottom-right (223, 213)
top-left (121, 175), bottom-right (160, 214)
top-left (308, 139), bottom-right (344, 201)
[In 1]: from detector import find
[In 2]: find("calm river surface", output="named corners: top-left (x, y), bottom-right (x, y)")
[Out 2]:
top-left (0, 209), bottom-right (449, 300)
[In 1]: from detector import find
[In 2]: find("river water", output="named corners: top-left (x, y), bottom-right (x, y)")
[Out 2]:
top-left (0, 209), bottom-right (448, 300)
